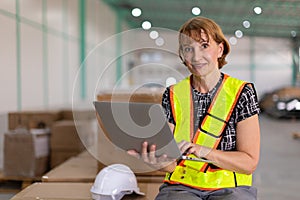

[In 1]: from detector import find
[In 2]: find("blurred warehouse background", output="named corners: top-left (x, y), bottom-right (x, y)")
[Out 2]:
top-left (0, 0), bottom-right (300, 199)
top-left (1, 0), bottom-right (300, 113)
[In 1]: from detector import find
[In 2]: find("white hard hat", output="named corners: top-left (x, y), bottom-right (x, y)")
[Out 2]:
top-left (90, 164), bottom-right (144, 200)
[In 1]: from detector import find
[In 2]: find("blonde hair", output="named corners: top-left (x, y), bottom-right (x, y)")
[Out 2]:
top-left (178, 17), bottom-right (230, 69)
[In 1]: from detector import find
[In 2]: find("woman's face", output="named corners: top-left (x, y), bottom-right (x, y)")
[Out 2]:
top-left (181, 30), bottom-right (224, 77)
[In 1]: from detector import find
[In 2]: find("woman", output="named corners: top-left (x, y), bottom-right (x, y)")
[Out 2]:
top-left (129, 16), bottom-right (260, 200)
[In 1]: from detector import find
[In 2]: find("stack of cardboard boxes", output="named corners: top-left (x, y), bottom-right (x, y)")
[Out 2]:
top-left (10, 88), bottom-right (167, 199)
top-left (50, 109), bottom-right (95, 168)
top-left (3, 109), bottom-right (96, 178)
top-left (4, 111), bottom-right (61, 177)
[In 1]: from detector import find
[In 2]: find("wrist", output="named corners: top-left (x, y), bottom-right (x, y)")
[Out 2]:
top-left (199, 146), bottom-right (212, 158)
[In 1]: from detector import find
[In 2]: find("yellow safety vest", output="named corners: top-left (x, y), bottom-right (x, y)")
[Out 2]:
top-left (164, 74), bottom-right (252, 190)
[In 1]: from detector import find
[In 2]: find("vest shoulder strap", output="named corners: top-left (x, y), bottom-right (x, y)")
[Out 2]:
top-left (198, 74), bottom-right (247, 139)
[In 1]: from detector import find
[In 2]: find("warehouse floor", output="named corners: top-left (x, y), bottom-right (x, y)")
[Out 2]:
top-left (0, 113), bottom-right (299, 200)
top-left (253, 114), bottom-right (300, 200)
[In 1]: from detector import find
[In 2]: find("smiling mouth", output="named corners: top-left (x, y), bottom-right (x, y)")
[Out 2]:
top-left (192, 63), bottom-right (206, 68)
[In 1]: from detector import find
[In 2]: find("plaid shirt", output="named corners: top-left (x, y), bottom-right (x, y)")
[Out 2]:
top-left (161, 73), bottom-right (260, 151)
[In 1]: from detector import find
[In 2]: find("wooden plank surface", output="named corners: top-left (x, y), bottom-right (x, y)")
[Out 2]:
top-left (42, 150), bottom-right (165, 183)
top-left (42, 151), bottom-right (98, 183)
top-left (11, 182), bottom-right (162, 200)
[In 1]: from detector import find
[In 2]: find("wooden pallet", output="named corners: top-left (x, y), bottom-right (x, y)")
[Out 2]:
top-left (0, 171), bottom-right (41, 193)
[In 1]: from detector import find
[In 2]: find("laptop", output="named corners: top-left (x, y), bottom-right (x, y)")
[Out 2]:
top-left (94, 101), bottom-right (214, 163)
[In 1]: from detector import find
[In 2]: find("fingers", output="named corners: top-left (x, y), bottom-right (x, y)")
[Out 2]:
top-left (182, 143), bottom-right (212, 158)
top-left (178, 140), bottom-right (208, 157)
top-left (133, 141), bottom-right (175, 170)
top-left (141, 141), bottom-right (157, 164)
top-left (178, 140), bottom-right (192, 154)
top-left (157, 154), bottom-right (167, 163)
top-left (148, 144), bottom-right (157, 164)
top-left (177, 140), bottom-right (187, 149)
top-left (129, 140), bottom-right (209, 163)
top-left (187, 145), bottom-right (197, 155)
top-left (141, 141), bottom-right (149, 162)
top-left (140, 142), bottom-right (170, 164)
top-left (127, 150), bottom-right (140, 159)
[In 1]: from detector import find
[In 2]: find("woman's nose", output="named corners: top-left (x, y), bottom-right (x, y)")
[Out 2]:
top-left (192, 48), bottom-right (202, 61)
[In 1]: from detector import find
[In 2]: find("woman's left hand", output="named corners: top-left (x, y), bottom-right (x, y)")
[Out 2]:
top-left (178, 140), bottom-right (211, 158)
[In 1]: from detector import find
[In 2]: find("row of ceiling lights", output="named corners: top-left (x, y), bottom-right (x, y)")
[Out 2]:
top-left (131, 7), bottom-right (165, 46)
top-left (131, 5), bottom-right (296, 46)
top-left (229, 6), bottom-right (263, 45)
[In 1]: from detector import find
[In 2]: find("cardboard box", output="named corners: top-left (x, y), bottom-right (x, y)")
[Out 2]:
top-left (60, 109), bottom-right (96, 121)
top-left (3, 129), bottom-right (50, 177)
top-left (11, 182), bottom-right (162, 200)
top-left (51, 120), bottom-right (85, 151)
top-left (8, 110), bottom-right (62, 130)
top-left (11, 182), bottom-right (93, 200)
top-left (97, 88), bottom-right (164, 103)
top-left (50, 120), bottom-right (96, 167)
top-left (50, 150), bottom-right (81, 168)
top-left (51, 120), bottom-right (95, 151)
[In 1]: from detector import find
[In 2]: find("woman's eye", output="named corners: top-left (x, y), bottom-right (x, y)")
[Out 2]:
top-left (184, 47), bottom-right (193, 52)
top-left (202, 43), bottom-right (209, 48)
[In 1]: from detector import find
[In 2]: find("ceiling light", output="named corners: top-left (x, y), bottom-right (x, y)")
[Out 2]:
top-left (291, 31), bottom-right (297, 37)
top-left (235, 30), bottom-right (243, 38)
top-left (254, 6), bottom-right (262, 15)
top-left (229, 37), bottom-right (237, 45)
top-left (192, 7), bottom-right (201, 15)
top-left (149, 30), bottom-right (159, 39)
top-left (155, 37), bottom-right (164, 46)
top-left (142, 21), bottom-right (151, 30)
top-left (243, 20), bottom-right (251, 29)
top-left (166, 77), bottom-right (177, 87)
top-left (131, 8), bottom-right (142, 17)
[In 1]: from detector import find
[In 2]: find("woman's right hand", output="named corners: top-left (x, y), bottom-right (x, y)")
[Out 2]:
top-left (127, 141), bottom-right (177, 172)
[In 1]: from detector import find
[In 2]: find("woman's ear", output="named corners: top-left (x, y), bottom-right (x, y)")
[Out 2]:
top-left (218, 42), bottom-right (224, 58)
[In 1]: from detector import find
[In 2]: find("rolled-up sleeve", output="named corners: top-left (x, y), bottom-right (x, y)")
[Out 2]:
top-left (236, 84), bottom-right (261, 122)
